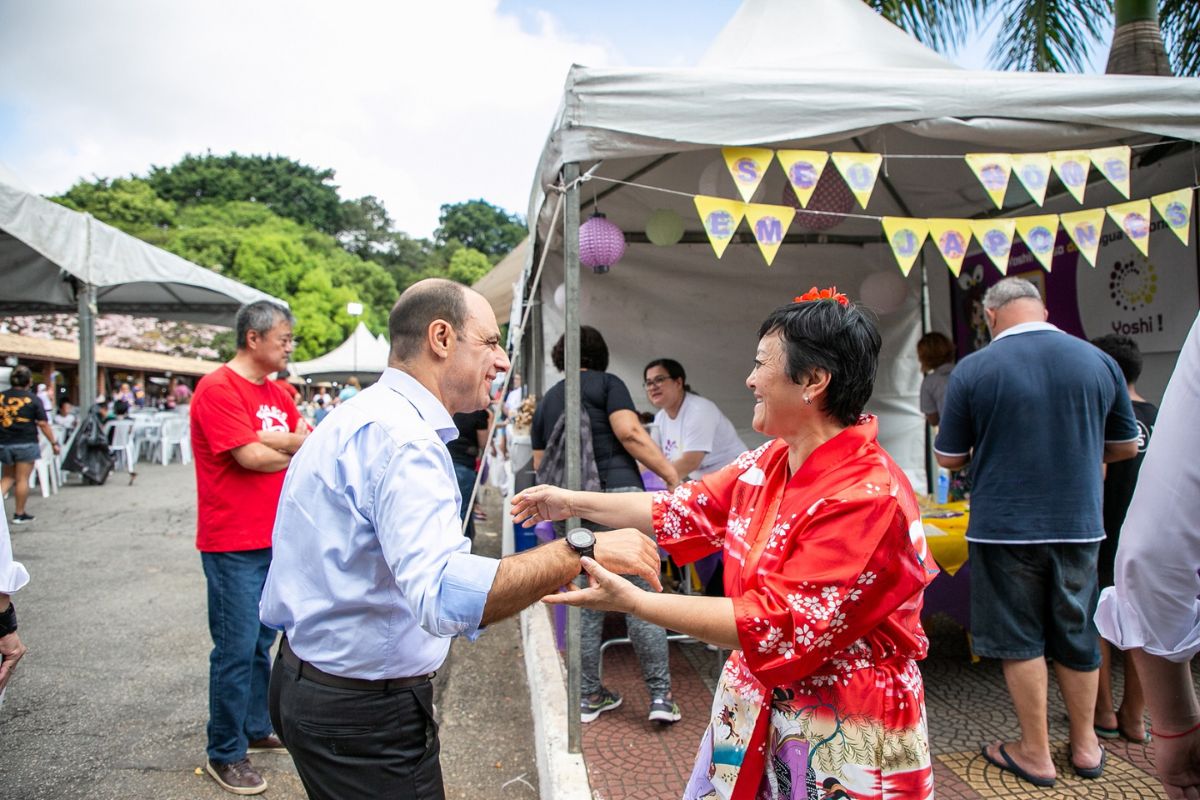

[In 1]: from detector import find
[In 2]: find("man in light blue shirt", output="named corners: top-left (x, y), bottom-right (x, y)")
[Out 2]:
top-left (260, 279), bottom-right (660, 800)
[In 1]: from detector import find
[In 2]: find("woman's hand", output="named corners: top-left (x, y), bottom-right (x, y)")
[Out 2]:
top-left (511, 485), bottom-right (575, 524)
top-left (543, 557), bottom-right (645, 614)
top-left (1152, 728), bottom-right (1200, 799)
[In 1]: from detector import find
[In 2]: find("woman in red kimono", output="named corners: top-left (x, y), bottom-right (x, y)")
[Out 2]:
top-left (513, 289), bottom-right (938, 799)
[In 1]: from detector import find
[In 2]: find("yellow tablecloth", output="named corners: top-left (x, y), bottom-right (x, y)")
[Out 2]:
top-left (920, 500), bottom-right (970, 576)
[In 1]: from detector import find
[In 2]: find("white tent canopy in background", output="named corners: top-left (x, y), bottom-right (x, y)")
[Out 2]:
top-left (0, 167), bottom-right (285, 406)
top-left (516, 0), bottom-right (1200, 487)
top-left (288, 321), bottom-right (390, 385)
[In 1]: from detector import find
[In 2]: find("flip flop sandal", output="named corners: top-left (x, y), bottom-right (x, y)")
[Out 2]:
top-left (980, 743), bottom-right (1056, 788)
top-left (1071, 746), bottom-right (1107, 780)
top-left (1094, 723), bottom-right (1120, 739)
top-left (1120, 726), bottom-right (1152, 745)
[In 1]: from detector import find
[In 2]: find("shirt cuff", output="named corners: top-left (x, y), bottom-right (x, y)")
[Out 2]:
top-left (438, 551), bottom-right (501, 641)
top-left (1096, 586), bottom-right (1200, 663)
top-left (0, 561), bottom-right (30, 595)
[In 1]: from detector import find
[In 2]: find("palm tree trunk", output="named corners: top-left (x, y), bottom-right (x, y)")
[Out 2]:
top-left (1106, 0), bottom-right (1173, 76)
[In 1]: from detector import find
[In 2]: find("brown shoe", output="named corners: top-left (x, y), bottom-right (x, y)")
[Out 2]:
top-left (205, 758), bottom-right (267, 795)
top-left (247, 733), bottom-right (287, 754)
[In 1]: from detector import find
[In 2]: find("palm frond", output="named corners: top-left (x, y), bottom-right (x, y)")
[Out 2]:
top-left (863, 0), bottom-right (989, 54)
top-left (990, 0), bottom-right (1112, 72)
top-left (1160, 0), bottom-right (1200, 76)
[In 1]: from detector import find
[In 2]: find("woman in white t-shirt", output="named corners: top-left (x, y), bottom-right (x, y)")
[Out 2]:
top-left (643, 359), bottom-right (746, 481)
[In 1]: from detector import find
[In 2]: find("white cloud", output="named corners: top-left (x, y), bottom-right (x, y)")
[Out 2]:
top-left (0, 0), bottom-right (614, 236)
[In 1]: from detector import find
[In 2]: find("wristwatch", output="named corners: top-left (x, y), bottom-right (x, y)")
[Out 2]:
top-left (565, 527), bottom-right (596, 565)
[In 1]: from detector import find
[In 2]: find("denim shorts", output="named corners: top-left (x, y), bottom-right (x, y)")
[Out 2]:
top-left (0, 442), bottom-right (40, 465)
top-left (968, 540), bottom-right (1102, 671)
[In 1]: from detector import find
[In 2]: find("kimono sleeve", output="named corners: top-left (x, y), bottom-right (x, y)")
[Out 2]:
top-left (735, 493), bottom-right (928, 687)
top-left (650, 458), bottom-right (742, 564)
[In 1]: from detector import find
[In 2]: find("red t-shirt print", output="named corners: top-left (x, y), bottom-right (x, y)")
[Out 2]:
top-left (190, 365), bottom-right (299, 553)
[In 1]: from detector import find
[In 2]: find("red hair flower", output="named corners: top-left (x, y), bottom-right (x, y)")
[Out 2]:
top-left (793, 286), bottom-right (849, 306)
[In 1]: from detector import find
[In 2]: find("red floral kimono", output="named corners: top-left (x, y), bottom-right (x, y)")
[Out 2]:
top-left (651, 417), bottom-right (937, 800)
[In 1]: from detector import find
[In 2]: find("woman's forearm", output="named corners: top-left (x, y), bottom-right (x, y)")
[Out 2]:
top-left (632, 593), bottom-right (740, 650)
top-left (570, 490), bottom-right (656, 533)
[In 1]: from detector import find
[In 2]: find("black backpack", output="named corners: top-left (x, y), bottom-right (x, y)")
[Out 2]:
top-left (535, 404), bottom-right (602, 492)
top-left (61, 404), bottom-right (115, 486)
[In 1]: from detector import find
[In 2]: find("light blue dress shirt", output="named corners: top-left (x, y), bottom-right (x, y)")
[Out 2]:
top-left (260, 368), bottom-right (500, 679)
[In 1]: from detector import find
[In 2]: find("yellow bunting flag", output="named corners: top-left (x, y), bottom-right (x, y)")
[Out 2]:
top-left (1107, 199), bottom-right (1153, 257)
top-left (965, 153), bottom-right (1012, 210)
top-left (1011, 153), bottom-right (1052, 206)
top-left (775, 150), bottom-right (828, 208)
top-left (1050, 150), bottom-right (1092, 204)
top-left (969, 218), bottom-right (1018, 275)
top-left (1059, 208), bottom-right (1107, 268)
top-left (693, 195), bottom-right (746, 259)
top-left (927, 219), bottom-right (974, 277)
top-left (722, 148), bottom-right (774, 203)
top-left (744, 203), bottom-right (795, 267)
top-left (1151, 188), bottom-right (1193, 246)
top-left (881, 217), bottom-right (929, 276)
top-left (1015, 214), bottom-right (1061, 271)
top-left (831, 152), bottom-right (883, 210)
top-left (1090, 146), bottom-right (1132, 199)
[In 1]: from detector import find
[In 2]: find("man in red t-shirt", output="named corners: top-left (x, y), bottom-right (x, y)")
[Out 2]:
top-left (191, 301), bottom-right (308, 796)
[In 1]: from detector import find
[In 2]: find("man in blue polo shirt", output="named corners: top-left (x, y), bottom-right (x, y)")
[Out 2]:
top-left (935, 277), bottom-right (1138, 789)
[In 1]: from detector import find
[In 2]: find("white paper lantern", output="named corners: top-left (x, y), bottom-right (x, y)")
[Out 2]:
top-left (645, 209), bottom-right (684, 246)
top-left (859, 270), bottom-right (909, 315)
top-left (553, 283), bottom-right (566, 310)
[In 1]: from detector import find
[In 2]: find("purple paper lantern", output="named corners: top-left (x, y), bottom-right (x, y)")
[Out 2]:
top-left (578, 213), bottom-right (626, 273)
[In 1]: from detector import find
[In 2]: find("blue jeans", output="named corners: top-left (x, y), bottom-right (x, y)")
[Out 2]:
top-left (453, 462), bottom-right (478, 542)
top-left (201, 548), bottom-right (277, 763)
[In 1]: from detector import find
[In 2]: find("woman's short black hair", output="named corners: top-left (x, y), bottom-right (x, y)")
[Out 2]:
top-left (1091, 334), bottom-right (1143, 384)
top-left (551, 325), bottom-right (609, 372)
top-left (643, 358), bottom-right (693, 393)
top-left (757, 297), bottom-right (881, 427)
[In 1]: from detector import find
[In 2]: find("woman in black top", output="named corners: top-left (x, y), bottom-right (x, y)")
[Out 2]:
top-left (0, 366), bottom-right (61, 524)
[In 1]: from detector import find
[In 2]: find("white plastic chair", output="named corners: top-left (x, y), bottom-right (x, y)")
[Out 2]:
top-left (30, 435), bottom-right (60, 497)
top-left (133, 416), bottom-right (162, 462)
top-left (160, 417), bottom-right (192, 465)
top-left (105, 419), bottom-right (138, 473)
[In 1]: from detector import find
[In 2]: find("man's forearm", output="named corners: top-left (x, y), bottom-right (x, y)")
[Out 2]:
top-left (570, 490), bottom-right (655, 533)
top-left (258, 431), bottom-right (306, 454)
top-left (481, 539), bottom-right (579, 626)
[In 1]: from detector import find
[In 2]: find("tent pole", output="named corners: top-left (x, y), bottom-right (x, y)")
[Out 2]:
top-left (78, 281), bottom-right (97, 409)
top-left (562, 163), bottom-right (583, 754)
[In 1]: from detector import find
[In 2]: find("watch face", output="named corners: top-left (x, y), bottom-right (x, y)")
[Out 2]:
top-left (566, 528), bottom-right (594, 549)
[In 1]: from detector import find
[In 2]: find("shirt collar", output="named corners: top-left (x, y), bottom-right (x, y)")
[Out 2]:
top-left (379, 368), bottom-right (458, 444)
top-left (991, 320), bottom-right (1060, 342)
top-left (791, 414), bottom-right (878, 487)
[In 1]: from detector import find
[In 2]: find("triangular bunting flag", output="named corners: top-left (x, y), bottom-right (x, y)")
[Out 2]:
top-left (881, 217), bottom-right (928, 276)
top-left (1011, 153), bottom-right (1052, 206)
top-left (693, 195), bottom-right (746, 259)
top-left (927, 219), bottom-right (973, 277)
top-left (968, 218), bottom-right (1017, 275)
top-left (1107, 199), bottom-right (1153, 257)
top-left (964, 153), bottom-right (1012, 210)
top-left (1059, 208), bottom-right (1107, 268)
top-left (1050, 150), bottom-right (1092, 204)
top-left (775, 150), bottom-right (829, 208)
top-left (1015, 214), bottom-right (1060, 271)
top-left (1090, 146), bottom-right (1132, 199)
top-left (1151, 188), bottom-right (1193, 246)
top-left (831, 152), bottom-right (883, 210)
top-left (744, 203), bottom-right (795, 267)
top-left (722, 147), bottom-right (774, 203)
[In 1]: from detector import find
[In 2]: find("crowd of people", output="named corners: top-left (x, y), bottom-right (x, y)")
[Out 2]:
top-left (2, 275), bottom-right (1197, 800)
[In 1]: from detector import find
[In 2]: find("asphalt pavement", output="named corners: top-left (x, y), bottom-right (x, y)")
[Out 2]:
top-left (0, 460), bottom-right (538, 800)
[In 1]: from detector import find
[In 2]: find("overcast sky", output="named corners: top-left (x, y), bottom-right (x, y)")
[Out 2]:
top-left (0, 1), bottom-right (1109, 239)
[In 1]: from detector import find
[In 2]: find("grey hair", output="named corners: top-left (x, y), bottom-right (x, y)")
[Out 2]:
top-left (235, 301), bottom-right (294, 349)
top-left (982, 277), bottom-right (1042, 311)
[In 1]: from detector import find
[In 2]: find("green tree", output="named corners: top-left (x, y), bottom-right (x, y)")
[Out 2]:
top-left (146, 152), bottom-right (344, 234)
top-left (868, 0), bottom-right (1197, 75)
top-left (434, 199), bottom-right (526, 262)
top-left (446, 247), bottom-right (492, 286)
top-left (339, 195), bottom-right (394, 259)
top-left (55, 177), bottom-right (176, 231)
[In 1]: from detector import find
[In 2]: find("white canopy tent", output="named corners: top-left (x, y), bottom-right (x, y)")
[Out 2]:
top-left (516, 0), bottom-right (1200, 491)
top-left (288, 321), bottom-right (390, 385)
top-left (0, 170), bottom-right (284, 406)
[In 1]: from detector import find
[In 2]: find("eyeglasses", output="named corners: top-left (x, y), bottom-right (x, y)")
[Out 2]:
top-left (643, 376), bottom-right (673, 389)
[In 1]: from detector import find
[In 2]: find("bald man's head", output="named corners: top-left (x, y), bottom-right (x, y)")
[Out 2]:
top-left (389, 278), bottom-right (470, 363)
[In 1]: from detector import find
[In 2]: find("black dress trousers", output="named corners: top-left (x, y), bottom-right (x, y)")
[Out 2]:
top-left (269, 651), bottom-right (444, 800)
